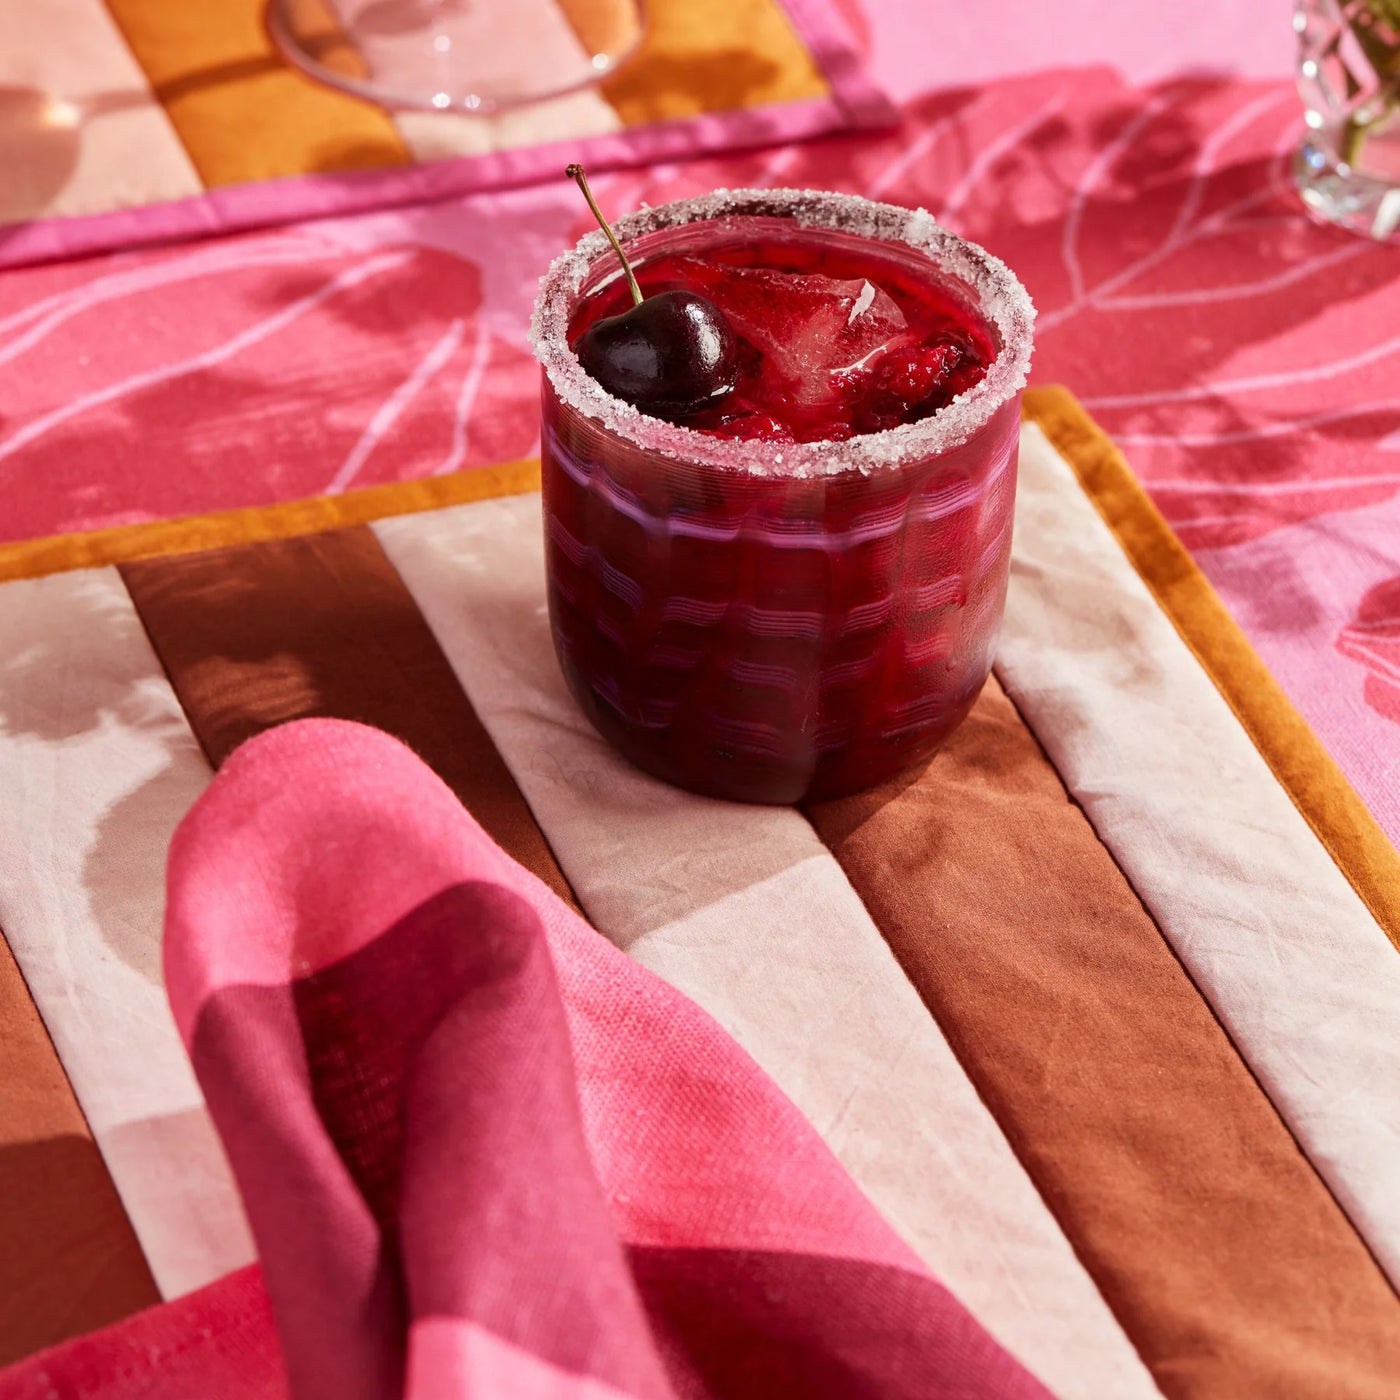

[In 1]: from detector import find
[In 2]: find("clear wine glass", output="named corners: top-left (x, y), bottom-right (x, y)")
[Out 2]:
top-left (266, 0), bottom-right (648, 116)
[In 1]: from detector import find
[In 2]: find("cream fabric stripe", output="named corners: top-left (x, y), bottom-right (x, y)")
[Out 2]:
top-left (384, 0), bottom-right (623, 161)
top-left (375, 495), bottom-right (1164, 1400)
top-left (0, 0), bottom-right (200, 223)
top-left (1000, 424), bottom-right (1400, 1288)
top-left (394, 90), bottom-right (623, 164)
top-left (0, 569), bottom-right (252, 1297)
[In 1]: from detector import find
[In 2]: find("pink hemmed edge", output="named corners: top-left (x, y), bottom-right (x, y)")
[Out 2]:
top-left (405, 1318), bottom-right (643, 1400)
top-left (0, 0), bottom-right (896, 273)
top-left (780, 0), bottom-right (893, 127)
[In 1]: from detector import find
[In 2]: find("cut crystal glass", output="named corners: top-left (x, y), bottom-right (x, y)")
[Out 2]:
top-left (1295, 0), bottom-right (1400, 238)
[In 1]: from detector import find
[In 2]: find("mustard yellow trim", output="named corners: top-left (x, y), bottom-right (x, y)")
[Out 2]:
top-left (0, 460), bottom-right (541, 586)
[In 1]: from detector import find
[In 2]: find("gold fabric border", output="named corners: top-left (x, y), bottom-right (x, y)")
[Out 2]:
top-left (0, 459), bottom-right (540, 585)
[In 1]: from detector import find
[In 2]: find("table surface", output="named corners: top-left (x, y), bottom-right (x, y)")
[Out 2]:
top-left (4, 2), bottom-right (1400, 1390)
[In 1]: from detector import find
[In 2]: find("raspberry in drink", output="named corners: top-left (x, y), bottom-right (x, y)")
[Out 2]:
top-left (531, 186), bottom-right (1034, 804)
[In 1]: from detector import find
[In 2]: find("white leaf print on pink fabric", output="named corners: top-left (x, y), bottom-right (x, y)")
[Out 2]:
top-left (0, 235), bottom-right (538, 538)
top-left (1339, 578), bottom-right (1400, 727)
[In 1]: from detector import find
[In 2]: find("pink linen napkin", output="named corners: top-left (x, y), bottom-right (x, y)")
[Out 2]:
top-left (0, 718), bottom-right (1050, 1399)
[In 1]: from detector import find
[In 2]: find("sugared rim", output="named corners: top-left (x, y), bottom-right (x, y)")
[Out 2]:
top-left (529, 187), bottom-right (1035, 478)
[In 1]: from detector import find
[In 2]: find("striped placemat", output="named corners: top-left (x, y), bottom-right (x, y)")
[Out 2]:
top-left (1, 388), bottom-right (1398, 1398)
top-left (0, 0), bottom-right (891, 268)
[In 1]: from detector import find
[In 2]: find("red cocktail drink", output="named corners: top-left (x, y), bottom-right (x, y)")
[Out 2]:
top-left (531, 190), bottom-right (1034, 804)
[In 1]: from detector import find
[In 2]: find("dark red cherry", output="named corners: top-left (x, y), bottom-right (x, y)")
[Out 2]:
top-left (575, 290), bottom-right (739, 421)
top-left (564, 164), bottom-right (739, 422)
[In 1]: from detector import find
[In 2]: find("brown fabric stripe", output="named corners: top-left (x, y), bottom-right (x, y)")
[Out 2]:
top-left (0, 459), bottom-right (540, 587)
top-left (805, 675), bottom-right (1400, 1399)
top-left (119, 527), bottom-right (576, 910)
top-left (1023, 385), bottom-right (1400, 951)
top-left (0, 931), bottom-right (159, 1364)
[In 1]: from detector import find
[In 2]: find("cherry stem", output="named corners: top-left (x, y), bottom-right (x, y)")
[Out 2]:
top-left (566, 163), bottom-right (643, 308)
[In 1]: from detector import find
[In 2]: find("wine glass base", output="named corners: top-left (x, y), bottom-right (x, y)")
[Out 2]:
top-left (1294, 138), bottom-right (1400, 241)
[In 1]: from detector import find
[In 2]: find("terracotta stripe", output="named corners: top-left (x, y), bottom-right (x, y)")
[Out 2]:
top-left (103, 0), bottom-right (407, 186)
top-left (0, 930), bottom-right (158, 1364)
top-left (0, 459), bottom-right (540, 587)
top-left (1004, 425), bottom-right (1400, 1287)
top-left (806, 675), bottom-right (1400, 1398)
top-left (1023, 386), bottom-right (1400, 951)
top-left (119, 527), bottom-right (575, 910)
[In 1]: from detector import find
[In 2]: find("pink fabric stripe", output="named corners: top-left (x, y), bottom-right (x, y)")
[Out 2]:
top-left (407, 1318), bottom-right (642, 1400)
top-left (0, 0), bottom-right (894, 273)
top-left (0, 1266), bottom-right (284, 1400)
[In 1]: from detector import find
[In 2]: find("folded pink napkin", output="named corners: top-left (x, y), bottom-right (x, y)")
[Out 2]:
top-left (2, 719), bottom-right (1050, 1399)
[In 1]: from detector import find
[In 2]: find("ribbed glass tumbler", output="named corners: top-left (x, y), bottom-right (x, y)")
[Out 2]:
top-left (530, 190), bottom-right (1034, 804)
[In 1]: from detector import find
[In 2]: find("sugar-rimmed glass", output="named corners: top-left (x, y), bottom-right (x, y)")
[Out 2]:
top-left (531, 190), bottom-right (1035, 804)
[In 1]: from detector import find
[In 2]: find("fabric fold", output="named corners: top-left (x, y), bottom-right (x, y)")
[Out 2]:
top-left (4, 717), bottom-right (1053, 1399)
